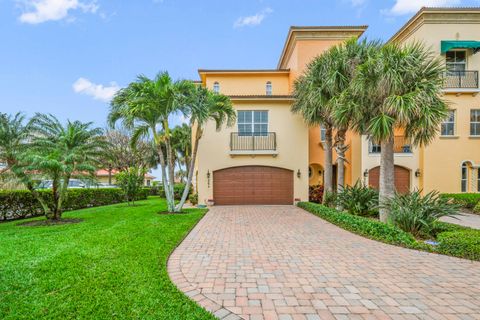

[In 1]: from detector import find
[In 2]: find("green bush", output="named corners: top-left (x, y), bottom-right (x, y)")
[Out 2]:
top-left (474, 202), bottom-right (480, 214)
top-left (440, 193), bottom-right (480, 209)
top-left (0, 188), bottom-right (146, 221)
top-left (337, 181), bottom-right (378, 216)
top-left (387, 191), bottom-right (460, 237)
top-left (156, 183), bottom-right (190, 200)
top-left (437, 230), bottom-right (480, 261)
top-left (323, 191), bottom-right (337, 208)
top-left (297, 202), bottom-right (418, 248)
top-left (189, 193), bottom-right (198, 206)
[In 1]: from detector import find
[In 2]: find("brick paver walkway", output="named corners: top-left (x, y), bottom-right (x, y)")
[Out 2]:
top-left (168, 206), bottom-right (480, 320)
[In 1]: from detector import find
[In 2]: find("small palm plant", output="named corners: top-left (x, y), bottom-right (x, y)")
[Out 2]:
top-left (336, 181), bottom-right (378, 216)
top-left (385, 190), bottom-right (460, 238)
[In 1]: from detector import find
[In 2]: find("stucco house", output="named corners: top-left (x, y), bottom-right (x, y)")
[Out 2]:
top-left (193, 7), bottom-right (480, 206)
top-left (95, 169), bottom-right (156, 187)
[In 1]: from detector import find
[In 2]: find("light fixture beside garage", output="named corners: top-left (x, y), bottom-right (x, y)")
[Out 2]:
top-left (415, 169), bottom-right (421, 177)
top-left (297, 169), bottom-right (301, 178)
top-left (207, 170), bottom-right (211, 188)
top-left (363, 169), bottom-right (369, 178)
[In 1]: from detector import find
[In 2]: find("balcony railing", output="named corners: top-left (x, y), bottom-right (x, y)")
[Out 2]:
top-left (444, 70), bottom-right (479, 89)
top-left (230, 132), bottom-right (276, 151)
top-left (369, 136), bottom-right (412, 154)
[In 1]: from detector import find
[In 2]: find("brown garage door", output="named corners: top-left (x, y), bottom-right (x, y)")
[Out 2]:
top-left (213, 166), bottom-right (293, 205)
top-left (369, 166), bottom-right (410, 194)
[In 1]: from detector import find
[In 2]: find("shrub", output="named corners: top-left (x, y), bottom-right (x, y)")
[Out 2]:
top-left (309, 184), bottom-right (324, 203)
top-left (0, 188), bottom-right (144, 221)
top-left (440, 193), bottom-right (480, 209)
top-left (437, 230), bottom-right (480, 261)
top-left (386, 190), bottom-right (460, 237)
top-left (323, 191), bottom-right (337, 208)
top-left (189, 193), bottom-right (198, 206)
top-left (115, 167), bottom-right (146, 205)
top-left (337, 181), bottom-right (378, 216)
top-left (474, 202), bottom-right (480, 214)
top-left (156, 183), bottom-right (189, 200)
top-left (297, 202), bottom-right (418, 248)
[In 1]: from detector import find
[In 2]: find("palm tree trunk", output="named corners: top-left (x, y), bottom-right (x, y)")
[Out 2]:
top-left (335, 129), bottom-right (347, 210)
top-left (379, 137), bottom-right (395, 223)
top-left (163, 121), bottom-right (176, 209)
top-left (154, 132), bottom-right (175, 212)
top-left (175, 129), bottom-right (201, 212)
top-left (55, 175), bottom-right (71, 220)
top-left (322, 127), bottom-right (333, 204)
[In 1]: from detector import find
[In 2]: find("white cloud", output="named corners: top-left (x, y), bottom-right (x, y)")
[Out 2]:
top-left (73, 77), bottom-right (120, 102)
top-left (384, 0), bottom-right (461, 15)
top-left (350, 0), bottom-right (366, 7)
top-left (234, 7), bottom-right (273, 28)
top-left (17, 0), bottom-right (98, 24)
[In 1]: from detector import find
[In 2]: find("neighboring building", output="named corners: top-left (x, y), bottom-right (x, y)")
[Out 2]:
top-left (95, 169), bottom-right (156, 187)
top-left (194, 7), bottom-right (480, 206)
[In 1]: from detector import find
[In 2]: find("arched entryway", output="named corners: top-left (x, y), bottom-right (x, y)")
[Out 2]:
top-left (213, 166), bottom-right (294, 205)
top-left (309, 163), bottom-right (323, 186)
top-left (368, 166), bottom-right (410, 194)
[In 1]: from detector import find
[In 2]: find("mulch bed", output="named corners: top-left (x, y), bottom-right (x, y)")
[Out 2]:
top-left (18, 218), bottom-right (83, 227)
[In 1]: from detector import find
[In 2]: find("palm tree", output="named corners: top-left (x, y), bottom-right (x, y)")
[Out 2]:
top-left (25, 114), bottom-right (107, 220)
top-left (292, 50), bottom-right (339, 201)
top-left (175, 85), bottom-right (235, 210)
top-left (338, 42), bottom-right (448, 222)
top-left (171, 123), bottom-right (191, 181)
top-left (109, 71), bottom-right (194, 212)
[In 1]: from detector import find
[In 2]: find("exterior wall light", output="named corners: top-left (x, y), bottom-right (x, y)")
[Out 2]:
top-left (297, 169), bottom-right (301, 178)
top-left (363, 169), bottom-right (369, 178)
top-left (415, 169), bottom-right (421, 177)
top-left (207, 170), bottom-right (211, 188)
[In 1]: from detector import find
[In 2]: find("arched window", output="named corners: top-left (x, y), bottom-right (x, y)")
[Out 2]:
top-left (461, 162), bottom-right (469, 192)
top-left (266, 81), bottom-right (272, 96)
top-left (213, 82), bottom-right (220, 93)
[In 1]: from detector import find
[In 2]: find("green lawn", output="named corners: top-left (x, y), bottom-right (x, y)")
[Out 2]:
top-left (0, 197), bottom-right (215, 320)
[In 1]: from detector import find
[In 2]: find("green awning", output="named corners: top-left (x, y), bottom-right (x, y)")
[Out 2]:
top-left (441, 40), bottom-right (480, 54)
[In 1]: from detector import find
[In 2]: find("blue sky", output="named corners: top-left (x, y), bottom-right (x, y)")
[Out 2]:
top-left (1, 0), bottom-right (479, 129)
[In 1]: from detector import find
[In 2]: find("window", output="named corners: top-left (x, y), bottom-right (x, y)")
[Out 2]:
top-left (478, 169), bottom-right (480, 192)
top-left (369, 141), bottom-right (381, 153)
top-left (146, 180), bottom-right (151, 187)
top-left (462, 163), bottom-right (468, 192)
top-left (213, 82), bottom-right (219, 93)
top-left (446, 50), bottom-right (466, 72)
top-left (266, 81), bottom-right (272, 96)
top-left (441, 110), bottom-right (456, 136)
top-left (238, 110), bottom-right (268, 136)
top-left (320, 125), bottom-right (326, 142)
top-left (471, 110), bottom-right (480, 136)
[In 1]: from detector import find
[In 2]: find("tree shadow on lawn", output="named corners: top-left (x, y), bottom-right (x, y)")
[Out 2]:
top-left (17, 218), bottom-right (83, 227)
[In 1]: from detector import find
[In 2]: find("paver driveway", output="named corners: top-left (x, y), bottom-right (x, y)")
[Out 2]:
top-left (168, 206), bottom-right (480, 320)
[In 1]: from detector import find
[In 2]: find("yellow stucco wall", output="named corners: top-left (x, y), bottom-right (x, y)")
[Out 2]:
top-left (203, 73), bottom-right (290, 96)
top-left (394, 12), bottom-right (480, 193)
top-left (195, 100), bottom-right (309, 205)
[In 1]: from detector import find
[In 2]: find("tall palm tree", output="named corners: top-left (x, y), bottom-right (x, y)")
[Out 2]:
top-left (292, 56), bottom-right (336, 202)
top-left (176, 85), bottom-right (235, 210)
top-left (338, 42), bottom-right (448, 222)
top-left (109, 71), bottom-right (194, 212)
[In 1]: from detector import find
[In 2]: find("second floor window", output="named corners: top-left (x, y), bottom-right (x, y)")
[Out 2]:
top-left (320, 125), bottom-right (326, 142)
top-left (213, 82), bottom-right (220, 93)
top-left (471, 110), bottom-right (480, 136)
top-left (238, 110), bottom-right (268, 136)
top-left (266, 81), bottom-right (272, 95)
top-left (446, 50), bottom-right (466, 72)
top-left (441, 110), bottom-right (455, 136)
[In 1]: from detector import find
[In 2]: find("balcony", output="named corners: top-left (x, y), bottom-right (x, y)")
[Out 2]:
top-left (369, 136), bottom-right (412, 155)
top-left (230, 132), bottom-right (277, 155)
top-left (444, 71), bottom-right (479, 89)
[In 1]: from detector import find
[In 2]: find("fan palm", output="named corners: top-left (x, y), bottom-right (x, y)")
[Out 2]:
top-left (109, 71), bottom-right (194, 212)
top-left (171, 123), bottom-right (192, 180)
top-left (176, 85), bottom-right (235, 210)
top-left (338, 42), bottom-right (448, 222)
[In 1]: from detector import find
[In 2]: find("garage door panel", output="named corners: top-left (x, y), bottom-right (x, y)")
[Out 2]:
top-left (213, 166), bottom-right (293, 205)
top-left (369, 166), bottom-right (410, 194)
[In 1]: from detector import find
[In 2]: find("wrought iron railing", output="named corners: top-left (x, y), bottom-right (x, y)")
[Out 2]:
top-left (444, 70), bottom-right (479, 89)
top-left (230, 132), bottom-right (276, 151)
top-left (369, 136), bottom-right (412, 154)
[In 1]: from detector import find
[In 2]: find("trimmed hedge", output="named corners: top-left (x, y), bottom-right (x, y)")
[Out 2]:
top-left (437, 230), bottom-right (480, 261)
top-left (0, 188), bottom-right (149, 221)
top-left (298, 202), bottom-right (480, 261)
top-left (157, 183), bottom-right (190, 200)
top-left (297, 202), bottom-right (418, 248)
top-left (440, 193), bottom-right (480, 209)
